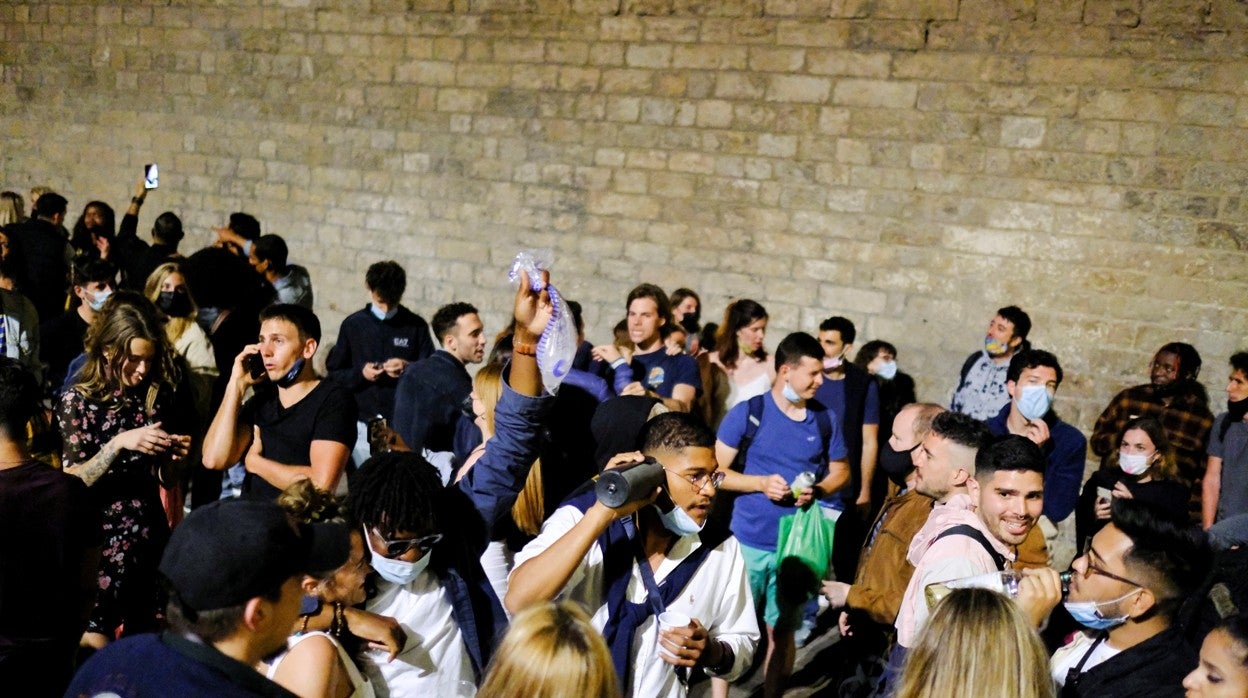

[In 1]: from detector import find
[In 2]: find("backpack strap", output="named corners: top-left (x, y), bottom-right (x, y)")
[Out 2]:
top-left (933, 524), bottom-right (1007, 571)
top-left (730, 394), bottom-right (767, 471)
top-left (958, 352), bottom-right (980, 387)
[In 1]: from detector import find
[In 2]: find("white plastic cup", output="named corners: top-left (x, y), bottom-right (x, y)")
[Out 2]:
top-left (657, 611), bottom-right (691, 658)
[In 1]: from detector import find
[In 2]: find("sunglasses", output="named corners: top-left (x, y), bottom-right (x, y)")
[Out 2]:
top-left (364, 525), bottom-right (443, 559)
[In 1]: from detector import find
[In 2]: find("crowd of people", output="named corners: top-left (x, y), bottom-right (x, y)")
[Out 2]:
top-left (1, 183), bottom-right (1247, 698)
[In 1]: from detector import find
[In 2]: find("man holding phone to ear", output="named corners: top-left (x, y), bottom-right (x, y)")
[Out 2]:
top-left (202, 303), bottom-right (357, 499)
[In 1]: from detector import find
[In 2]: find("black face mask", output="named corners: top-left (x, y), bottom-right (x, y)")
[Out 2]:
top-left (157, 290), bottom-right (193, 318)
top-left (878, 443), bottom-right (915, 489)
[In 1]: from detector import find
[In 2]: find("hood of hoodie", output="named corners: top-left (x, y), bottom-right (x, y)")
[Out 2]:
top-left (905, 493), bottom-right (1014, 567)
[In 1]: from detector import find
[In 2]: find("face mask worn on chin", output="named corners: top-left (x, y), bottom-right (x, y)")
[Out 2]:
top-left (157, 290), bottom-right (192, 317)
top-left (823, 355), bottom-right (843, 371)
top-left (656, 503), bottom-right (705, 537)
top-left (370, 304), bottom-right (397, 321)
top-left (1118, 452), bottom-right (1151, 476)
top-left (1017, 385), bottom-right (1053, 421)
top-left (368, 546), bottom-right (432, 586)
top-left (782, 381), bottom-right (802, 404)
top-left (87, 289), bottom-right (112, 312)
top-left (1064, 589), bottom-right (1140, 630)
top-left (875, 360), bottom-right (898, 380)
top-left (275, 358), bottom-right (306, 388)
top-left (984, 334), bottom-right (1010, 357)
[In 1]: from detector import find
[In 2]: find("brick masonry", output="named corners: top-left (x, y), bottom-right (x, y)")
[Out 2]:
top-left (2, 0), bottom-right (1247, 448)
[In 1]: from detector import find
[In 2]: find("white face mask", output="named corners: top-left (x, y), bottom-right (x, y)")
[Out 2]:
top-left (1118, 452), bottom-right (1152, 476)
top-left (87, 288), bottom-right (112, 312)
top-left (655, 503), bottom-right (704, 537)
top-left (822, 355), bottom-right (843, 371)
top-left (368, 544), bottom-right (431, 586)
top-left (875, 360), bottom-right (898, 380)
top-left (782, 381), bottom-right (802, 404)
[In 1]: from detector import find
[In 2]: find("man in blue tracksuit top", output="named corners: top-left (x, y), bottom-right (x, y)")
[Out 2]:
top-left (326, 261), bottom-right (434, 465)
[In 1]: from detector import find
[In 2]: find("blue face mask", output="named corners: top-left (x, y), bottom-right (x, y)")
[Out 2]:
top-left (875, 360), bottom-right (898, 380)
top-left (1063, 589), bottom-right (1140, 630)
top-left (656, 503), bottom-right (704, 537)
top-left (87, 288), bottom-right (112, 312)
top-left (782, 381), bottom-right (802, 404)
top-left (1017, 384), bottom-right (1053, 420)
top-left (368, 545), bottom-right (432, 586)
top-left (370, 304), bottom-right (397, 321)
top-left (275, 358), bottom-right (305, 388)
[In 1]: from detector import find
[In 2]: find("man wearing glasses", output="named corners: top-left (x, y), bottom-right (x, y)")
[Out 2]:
top-left (507, 412), bottom-right (760, 697)
top-left (1047, 498), bottom-right (1210, 697)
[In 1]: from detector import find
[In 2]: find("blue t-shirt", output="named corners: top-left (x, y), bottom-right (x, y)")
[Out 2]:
top-left (630, 350), bottom-right (701, 398)
top-left (813, 377), bottom-right (880, 427)
top-left (717, 394), bottom-right (847, 550)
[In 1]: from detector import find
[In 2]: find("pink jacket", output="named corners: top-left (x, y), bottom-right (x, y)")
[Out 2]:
top-left (893, 493), bottom-right (1014, 647)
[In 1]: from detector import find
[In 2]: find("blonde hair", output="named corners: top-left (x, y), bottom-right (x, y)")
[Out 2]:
top-left (477, 601), bottom-right (620, 698)
top-left (896, 588), bottom-right (1055, 698)
top-left (144, 262), bottom-right (199, 345)
top-left (0, 192), bottom-right (22, 226)
top-left (474, 364), bottom-right (544, 535)
top-left (277, 479), bottom-right (346, 525)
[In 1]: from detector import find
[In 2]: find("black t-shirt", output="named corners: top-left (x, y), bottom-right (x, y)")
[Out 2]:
top-left (0, 460), bottom-right (101, 652)
top-left (239, 380), bottom-right (357, 500)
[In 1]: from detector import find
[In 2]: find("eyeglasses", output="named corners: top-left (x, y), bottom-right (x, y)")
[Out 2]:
top-left (1079, 557), bottom-right (1147, 589)
top-left (364, 525), bottom-right (443, 559)
top-left (664, 468), bottom-right (725, 492)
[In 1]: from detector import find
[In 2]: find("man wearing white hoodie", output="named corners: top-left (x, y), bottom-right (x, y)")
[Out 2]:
top-left (882, 415), bottom-right (1046, 693)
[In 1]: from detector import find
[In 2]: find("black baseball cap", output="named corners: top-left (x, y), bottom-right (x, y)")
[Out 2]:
top-left (159, 498), bottom-right (349, 612)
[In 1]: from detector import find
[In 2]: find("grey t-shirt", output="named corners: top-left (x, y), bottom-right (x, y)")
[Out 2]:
top-left (1210, 412), bottom-right (1248, 522)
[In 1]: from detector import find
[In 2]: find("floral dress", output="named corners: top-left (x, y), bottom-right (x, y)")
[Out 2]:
top-left (57, 386), bottom-right (172, 638)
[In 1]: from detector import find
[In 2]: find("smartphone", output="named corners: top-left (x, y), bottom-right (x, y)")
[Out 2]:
top-left (367, 415), bottom-right (391, 456)
top-left (1096, 486), bottom-right (1112, 502)
top-left (243, 353), bottom-right (267, 381)
top-left (144, 163), bottom-right (159, 190)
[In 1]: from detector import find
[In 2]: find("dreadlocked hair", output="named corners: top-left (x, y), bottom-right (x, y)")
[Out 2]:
top-left (348, 450), bottom-right (442, 536)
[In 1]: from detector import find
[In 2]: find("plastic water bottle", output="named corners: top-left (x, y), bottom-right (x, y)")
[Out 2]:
top-left (925, 569), bottom-right (1073, 608)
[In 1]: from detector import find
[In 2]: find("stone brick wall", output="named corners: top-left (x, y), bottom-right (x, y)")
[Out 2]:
top-left (3, 0), bottom-right (1247, 438)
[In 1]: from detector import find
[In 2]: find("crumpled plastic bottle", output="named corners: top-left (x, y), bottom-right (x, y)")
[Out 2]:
top-left (508, 250), bottom-right (578, 392)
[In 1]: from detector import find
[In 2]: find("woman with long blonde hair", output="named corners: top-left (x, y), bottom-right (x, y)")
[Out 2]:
top-left (144, 262), bottom-right (217, 421)
top-left (478, 601), bottom-right (620, 698)
top-left (896, 588), bottom-right (1054, 698)
top-left (455, 362), bottom-right (545, 602)
top-left (57, 293), bottom-right (192, 650)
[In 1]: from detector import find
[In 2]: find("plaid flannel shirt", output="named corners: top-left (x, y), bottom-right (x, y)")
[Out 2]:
top-left (1090, 383), bottom-right (1214, 479)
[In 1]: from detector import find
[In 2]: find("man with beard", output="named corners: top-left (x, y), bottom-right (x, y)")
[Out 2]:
top-left (1091, 343), bottom-right (1214, 486)
top-left (950, 306), bottom-right (1032, 421)
top-left (884, 418), bottom-right (1044, 693)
